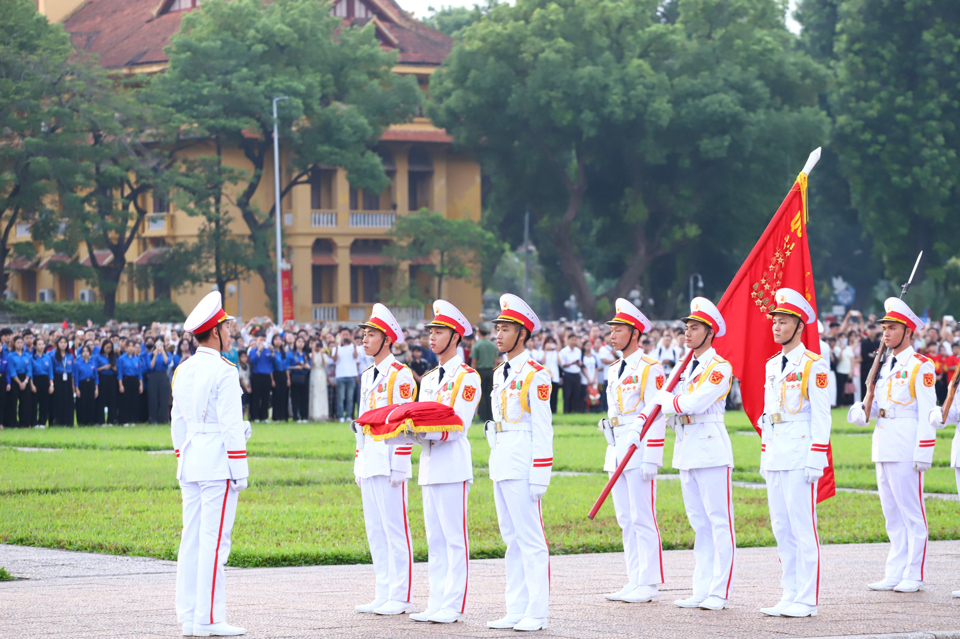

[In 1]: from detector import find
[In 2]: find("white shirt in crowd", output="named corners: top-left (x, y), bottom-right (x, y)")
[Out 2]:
top-left (834, 343), bottom-right (854, 375)
top-left (580, 351), bottom-right (598, 385)
top-left (596, 343), bottom-right (615, 383)
top-left (652, 343), bottom-right (683, 375)
top-left (544, 350), bottom-right (561, 383)
top-left (333, 343), bottom-right (361, 378)
top-left (559, 345), bottom-right (582, 374)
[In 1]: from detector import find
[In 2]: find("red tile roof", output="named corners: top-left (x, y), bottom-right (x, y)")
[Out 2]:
top-left (62, 0), bottom-right (453, 70)
top-left (81, 250), bottom-right (115, 267)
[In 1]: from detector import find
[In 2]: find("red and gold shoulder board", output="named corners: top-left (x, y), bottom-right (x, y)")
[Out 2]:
top-left (462, 365), bottom-right (476, 374)
top-left (528, 360), bottom-right (544, 372)
top-left (805, 351), bottom-right (822, 361)
top-left (641, 356), bottom-right (659, 367)
top-left (915, 354), bottom-right (930, 363)
top-left (391, 361), bottom-right (404, 371)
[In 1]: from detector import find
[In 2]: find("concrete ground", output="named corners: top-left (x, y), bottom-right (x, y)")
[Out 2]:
top-left (2, 541), bottom-right (959, 639)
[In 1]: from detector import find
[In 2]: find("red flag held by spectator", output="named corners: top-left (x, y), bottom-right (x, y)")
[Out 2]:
top-left (713, 152), bottom-right (836, 502)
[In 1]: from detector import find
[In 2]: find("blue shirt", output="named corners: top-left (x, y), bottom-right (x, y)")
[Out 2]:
top-left (143, 348), bottom-right (172, 373)
top-left (271, 349), bottom-right (289, 372)
top-left (51, 352), bottom-right (75, 377)
top-left (7, 350), bottom-right (32, 379)
top-left (32, 352), bottom-right (53, 377)
top-left (117, 353), bottom-right (144, 379)
top-left (74, 357), bottom-right (99, 385)
top-left (173, 353), bottom-right (190, 370)
top-left (95, 353), bottom-right (117, 376)
top-left (288, 351), bottom-right (306, 369)
top-left (248, 346), bottom-right (274, 375)
top-left (0, 349), bottom-right (8, 378)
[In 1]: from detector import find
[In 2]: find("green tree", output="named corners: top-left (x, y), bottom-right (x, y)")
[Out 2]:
top-left (430, 0), bottom-right (829, 319)
top-left (422, 0), bottom-right (499, 37)
top-left (153, 0), bottom-right (421, 317)
top-left (829, 0), bottom-right (960, 284)
top-left (0, 0), bottom-right (85, 298)
top-left (383, 210), bottom-right (501, 301)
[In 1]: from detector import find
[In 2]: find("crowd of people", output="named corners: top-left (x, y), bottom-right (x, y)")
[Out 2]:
top-left (0, 309), bottom-right (955, 429)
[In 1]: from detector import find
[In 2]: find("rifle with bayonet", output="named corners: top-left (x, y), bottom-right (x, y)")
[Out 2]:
top-left (862, 251), bottom-right (923, 421)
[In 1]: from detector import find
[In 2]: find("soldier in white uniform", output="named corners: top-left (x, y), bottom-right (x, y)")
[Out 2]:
top-left (929, 399), bottom-right (958, 596)
top-left (171, 292), bottom-right (250, 637)
top-left (597, 298), bottom-right (666, 604)
top-left (410, 300), bottom-right (481, 624)
top-left (484, 294), bottom-right (553, 632)
top-left (351, 304), bottom-right (417, 615)
top-left (757, 289), bottom-right (831, 618)
top-left (848, 298), bottom-right (937, 592)
top-left (652, 297), bottom-right (736, 611)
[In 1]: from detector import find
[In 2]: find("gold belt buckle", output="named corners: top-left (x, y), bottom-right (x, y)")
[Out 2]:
top-left (610, 416), bottom-right (621, 427)
top-left (680, 415), bottom-right (692, 425)
top-left (770, 413), bottom-right (783, 424)
top-left (878, 408), bottom-right (887, 418)
top-left (495, 421), bottom-right (504, 433)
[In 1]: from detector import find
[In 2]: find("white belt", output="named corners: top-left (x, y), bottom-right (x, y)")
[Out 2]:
top-left (677, 414), bottom-right (722, 425)
top-left (877, 407), bottom-right (918, 419)
top-left (766, 412), bottom-right (811, 424)
top-left (493, 421), bottom-right (532, 433)
top-left (187, 422), bottom-right (220, 434)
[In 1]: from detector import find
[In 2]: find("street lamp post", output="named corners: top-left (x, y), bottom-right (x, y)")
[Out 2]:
top-left (689, 273), bottom-right (704, 304)
top-left (272, 96), bottom-right (289, 324)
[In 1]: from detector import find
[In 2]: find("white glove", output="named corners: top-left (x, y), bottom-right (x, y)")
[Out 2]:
top-left (389, 469), bottom-right (406, 488)
top-left (355, 475), bottom-right (361, 488)
top-left (243, 420), bottom-right (252, 441)
top-left (652, 389), bottom-right (674, 409)
top-left (626, 429), bottom-right (641, 449)
top-left (641, 462), bottom-right (657, 482)
top-left (230, 478), bottom-right (248, 492)
top-left (530, 483), bottom-right (548, 501)
top-left (929, 407), bottom-right (946, 430)
top-left (759, 467), bottom-right (768, 482)
top-left (803, 466), bottom-right (823, 484)
top-left (914, 461), bottom-right (932, 473)
top-left (848, 402), bottom-right (868, 427)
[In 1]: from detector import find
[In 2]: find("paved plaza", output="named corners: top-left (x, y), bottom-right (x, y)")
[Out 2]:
top-left (1, 541), bottom-right (959, 638)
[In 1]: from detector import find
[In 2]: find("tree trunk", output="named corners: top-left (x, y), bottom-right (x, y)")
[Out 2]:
top-left (437, 250), bottom-right (445, 300)
top-left (103, 288), bottom-right (117, 318)
top-left (549, 166), bottom-right (593, 317)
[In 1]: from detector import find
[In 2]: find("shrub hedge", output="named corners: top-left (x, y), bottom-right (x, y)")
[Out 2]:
top-left (0, 299), bottom-right (186, 325)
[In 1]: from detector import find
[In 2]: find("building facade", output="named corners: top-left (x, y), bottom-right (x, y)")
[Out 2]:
top-left (21, 0), bottom-right (481, 325)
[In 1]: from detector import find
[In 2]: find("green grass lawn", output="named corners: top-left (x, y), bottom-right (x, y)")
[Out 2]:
top-left (1, 407), bottom-right (958, 568)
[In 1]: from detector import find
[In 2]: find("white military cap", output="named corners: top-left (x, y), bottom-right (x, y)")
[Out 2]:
top-left (184, 291), bottom-right (234, 334)
top-left (770, 288), bottom-right (816, 325)
top-left (493, 293), bottom-right (541, 333)
top-left (606, 298), bottom-right (652, 333)
top-left (880, 297), bottom-right (924, 332)
top-left (425, 299), bottom-right (473, 337)
top-left (358, 303), bottom-right (405, 344)
top-left (681, 296), bottom-right (726, 337)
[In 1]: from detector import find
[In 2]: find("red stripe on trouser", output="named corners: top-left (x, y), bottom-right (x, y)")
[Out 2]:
top-left (402, 482), bottom-right (412, 602)
top-left (652, 479), bottom-right (664, 583)
top-left (211, 479), bottom-right (230, 624)
top-left (811, 482), bottom-right (820, 604)
top-left (461, 480), bottom-right (469, 613)
top-left (724, 467), bottom-right (735, 599)
top-left (918, 471), bottom-right (927, 580)
top-left (538, 501), bottom-right (551, 592)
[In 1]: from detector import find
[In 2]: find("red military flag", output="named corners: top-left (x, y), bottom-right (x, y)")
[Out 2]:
top-left (713, 148), bottom-right (836, 502)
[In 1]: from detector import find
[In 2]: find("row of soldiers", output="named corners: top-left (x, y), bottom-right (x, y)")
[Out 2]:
top-left (166, 288), bottom-right (957, 636)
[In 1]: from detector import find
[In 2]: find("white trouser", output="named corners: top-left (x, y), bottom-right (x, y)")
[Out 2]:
top-left (493, 478), bottom-right (550, 620)
top-left (766, 469), bottom-right (821, 606)
top-left (876, 461), bottom-right (928, 582)
top-left (422, 481), bottom-right (471, 614)
top-left (679, 466), bottom-right (736, 600)
top-left (360, 475), bottom-right (413, 602)
top-left (177, 479), bottom-right (239, 626)
top-left (610, 468), bottom-right (664, 587)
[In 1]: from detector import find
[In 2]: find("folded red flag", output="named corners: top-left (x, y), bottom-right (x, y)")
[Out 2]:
top-left (357, 402), bottom-right (464, 442)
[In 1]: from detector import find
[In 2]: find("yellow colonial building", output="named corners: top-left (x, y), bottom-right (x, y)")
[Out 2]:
top-left (22, 0), bottom-right (481, 325)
